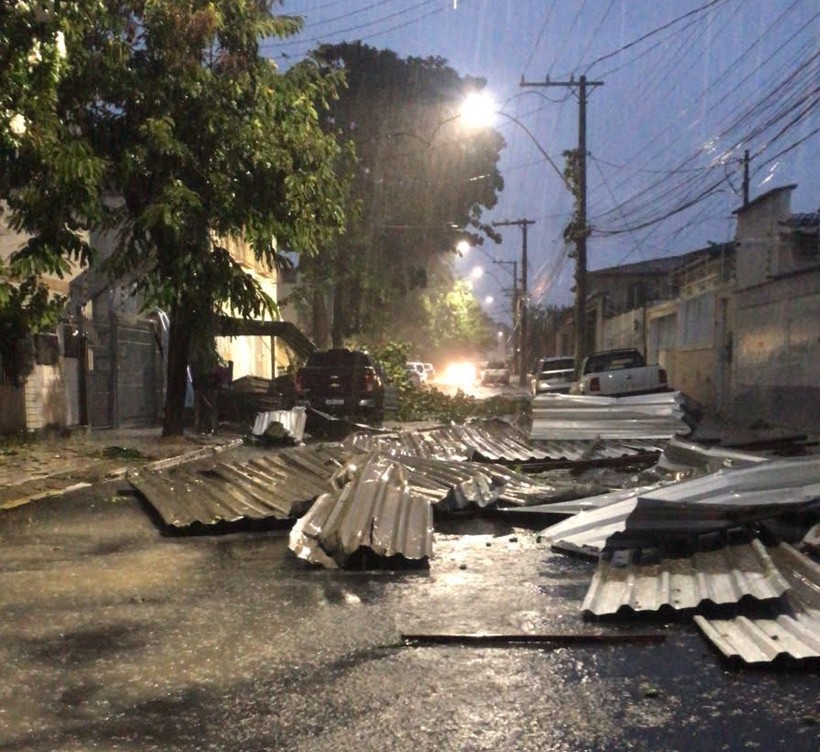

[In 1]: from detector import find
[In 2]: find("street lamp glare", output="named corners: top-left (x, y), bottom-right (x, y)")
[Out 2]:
top-left (470, 265), bottom-right (484, 280)
top-left (460, 91), bottom-right (496, 128)
top-left (485, 295), bottom-right (494, 305)
top-left (456, 240), bottom-right (471, 255)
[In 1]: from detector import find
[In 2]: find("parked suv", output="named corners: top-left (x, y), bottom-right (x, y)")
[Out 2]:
top-left (295, 348), bottom-right (385, 423)
top-left (531, 356), bottom-right (575, 396)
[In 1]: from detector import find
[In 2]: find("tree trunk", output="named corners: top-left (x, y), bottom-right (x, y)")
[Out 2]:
top-left (311, 288), bottom-right (330, 349)
top-left (162, 303), bottom-right (193, 436)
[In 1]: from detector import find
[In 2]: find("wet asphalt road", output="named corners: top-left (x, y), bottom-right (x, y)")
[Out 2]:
top-left (0, 471), bottom-right (818, 752)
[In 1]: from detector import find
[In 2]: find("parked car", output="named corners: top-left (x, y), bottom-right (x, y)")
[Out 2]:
top-left (404, 366), bottom-right (422, 388)
top-left (406, 361), bottom-right (428, 385)
top-left (481, 359), bottom-right (510, 386)
top-left (422, 362), bottom-right (435, 381)
top-left (577, 348), bottom-right (669, 397)
top-left (295, 348), bottom-right (385, 423)
top-left (531, 356), bottom-right (575, 396)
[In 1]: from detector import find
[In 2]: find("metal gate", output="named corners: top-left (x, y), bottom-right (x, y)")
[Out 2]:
top-left (84, 312), bottom-right (163, 428)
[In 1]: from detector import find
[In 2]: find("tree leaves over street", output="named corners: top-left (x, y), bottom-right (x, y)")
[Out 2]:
top-left (2, 1), bottom-right (352, 435)
top-left (304, 42), bottom-right (505, 348)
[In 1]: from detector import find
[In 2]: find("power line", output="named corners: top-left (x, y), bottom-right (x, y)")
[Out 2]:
top-left (584, 0), bottom-right (729, 74)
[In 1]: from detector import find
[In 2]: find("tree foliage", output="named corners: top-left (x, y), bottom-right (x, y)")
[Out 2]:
top-left (2, 1), bottom-right (352, 435)
top-left (304, 42), bottom-right (505, 346)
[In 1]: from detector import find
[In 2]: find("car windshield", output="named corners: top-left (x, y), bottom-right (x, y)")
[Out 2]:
top-left (541, 358), bottom-right (574, 374)
top-left (307, 350), bottom-right (369, 368)
top-left (487, 361), bottom-right (507, 369)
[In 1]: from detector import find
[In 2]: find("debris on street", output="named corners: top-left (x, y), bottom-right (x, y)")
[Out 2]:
top-left (289, 454), bottom-right (434, 568)
top-left (251, 406), bottom-right (307, 443)
top-left (530, 391), bottom-right (691, 440)
top-left (581, 539), bottom-right (790, 617)
top-left (693, 543), bottom-right (820, 664)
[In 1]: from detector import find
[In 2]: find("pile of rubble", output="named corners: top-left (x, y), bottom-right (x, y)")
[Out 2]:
top-left (126, 391), bottom-right (819, 667)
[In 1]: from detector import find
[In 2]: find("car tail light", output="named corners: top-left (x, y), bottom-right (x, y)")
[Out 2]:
top-left (295, 372), bottom-right (304, 395)
top-left (590, 376), bottom-right (601, 392)
top-left (659, 368), bottom-right (668, 385)
top-left (363, 370), bottom-right (375, 392)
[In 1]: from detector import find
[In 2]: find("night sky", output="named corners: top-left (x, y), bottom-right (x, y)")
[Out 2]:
top-left (267, 1), bottom-right (818, 317)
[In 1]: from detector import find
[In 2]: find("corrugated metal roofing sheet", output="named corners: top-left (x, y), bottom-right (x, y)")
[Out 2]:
top-left (348, 421), bottom-right (665, 469)
top-left (694, 544), bottom-right (820, 664)
top-left (128, 444), bottom-right (351, 529)
top-left (541, 455), bottom-right (820, 555)
top-left (289, 455), bottom-right (434, 568)
top-left (582, 540), bottom-right (790, 616)
top-left (530, 392), bottom-right (690, 441)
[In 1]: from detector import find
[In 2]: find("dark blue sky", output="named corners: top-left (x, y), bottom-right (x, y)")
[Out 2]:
top-left (269, 1), bottom-right (818, 317)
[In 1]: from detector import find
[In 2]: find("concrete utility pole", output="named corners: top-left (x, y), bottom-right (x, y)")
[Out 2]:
top-left (493, 219), bottom-right (535, 385)
top-left (520, 74), bottom-right (602, 368)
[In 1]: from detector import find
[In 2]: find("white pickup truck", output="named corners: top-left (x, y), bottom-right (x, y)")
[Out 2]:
top-left (577, 348), bottom-right (669, 397)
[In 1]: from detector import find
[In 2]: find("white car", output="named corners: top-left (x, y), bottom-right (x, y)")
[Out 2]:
top-left (406, 362), bottom-right (428, 385)
top-left (422, 363), bottom-right (435, 381)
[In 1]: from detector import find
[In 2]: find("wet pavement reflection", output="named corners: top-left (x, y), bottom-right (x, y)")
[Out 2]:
top-left (0, 489), bottom-right (817, 752)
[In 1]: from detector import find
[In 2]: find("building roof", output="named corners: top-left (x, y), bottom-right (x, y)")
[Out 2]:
top-left (732, 184), bottom-right (797, 215)
top-left (781, 211), bottom-right (820, 231)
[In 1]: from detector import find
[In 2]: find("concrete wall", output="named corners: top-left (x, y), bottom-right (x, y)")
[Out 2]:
top-left (23, 364), bottom-right (67, 431)
top-left (732, 269), bottom-right (820, 431)
top-left (599, 309), bottom-right (645, 352)
top-left (734, 187), bottom-right (793, 290)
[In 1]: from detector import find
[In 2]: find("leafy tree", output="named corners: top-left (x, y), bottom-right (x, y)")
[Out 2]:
top-left (0, 1), bottom-right (93, 378)
top-left (303, 42), bottom-right (505, 346)
top-left (420, 276), bottom-right (494, 359)
top-left (4, 1), bottom-right (352, 435)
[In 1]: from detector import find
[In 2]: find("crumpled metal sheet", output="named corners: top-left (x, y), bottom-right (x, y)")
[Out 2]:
top-left (655, 437), bottom-right (768, 478)
top-left (694, 544), bottom-right (820, 664)
top-left (252, 407), bottom-right (307, 442)
top-left (348, 421), bottom-right (665, 468)
top-left (582, 539), bottom-right (790, 616)
top-left (541, 455), bottom-right (820, 555)
top-left (530, 392), bottom-right (690, 440)
top-left (289, 455), bottom-right (434, 568)
top-left (396, 456), bottom-right (570, 511)
top-left (497, 485), bottom-right (665, 518)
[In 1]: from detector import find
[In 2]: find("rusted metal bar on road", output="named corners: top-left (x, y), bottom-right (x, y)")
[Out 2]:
top-left (400, 632), bottom-right (666, 647)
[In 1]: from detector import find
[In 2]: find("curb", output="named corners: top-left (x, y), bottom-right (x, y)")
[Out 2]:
top-left (0, 437), bottom-right (244, 511)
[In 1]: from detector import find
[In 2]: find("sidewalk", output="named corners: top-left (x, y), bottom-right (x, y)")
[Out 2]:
top-left (0, 427), bottom-right (242, 511)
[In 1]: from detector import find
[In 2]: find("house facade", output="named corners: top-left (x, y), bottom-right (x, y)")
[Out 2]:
top-left (1, 217), bottom-right (296, 433)
top-left (564, 185), bottom-right (818, 432)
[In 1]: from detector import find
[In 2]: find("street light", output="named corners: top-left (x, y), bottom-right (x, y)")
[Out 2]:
top-left (458, 92), bottom-right (581, 383)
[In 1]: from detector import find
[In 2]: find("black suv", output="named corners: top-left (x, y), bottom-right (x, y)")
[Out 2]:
top-left (294, 348), bottom-right (386, 423)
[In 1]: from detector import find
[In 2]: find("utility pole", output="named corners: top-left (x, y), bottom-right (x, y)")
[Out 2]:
top-left (520, 74), bottom-right (602, 368)
top-left (494, 259), bottom-right (518, 362)
top-left (742, 149), bottom-right (750, 207)
top-left (493, 218), bottom-right (535, 386)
